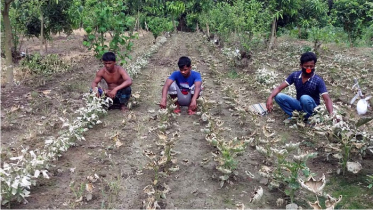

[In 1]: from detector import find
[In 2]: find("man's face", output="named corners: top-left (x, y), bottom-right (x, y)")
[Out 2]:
top-left (103, 61), bottom-right (116, 71)
top-left (179, 66), bottom-right (191, 77)
top-left (301, 61), bottom-right (315, 70)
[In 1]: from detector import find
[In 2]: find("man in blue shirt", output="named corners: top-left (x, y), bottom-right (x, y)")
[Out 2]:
top-left (266, 52), bottom-right (333, 120)
top-left (160, 56), bottom-right (202, 115)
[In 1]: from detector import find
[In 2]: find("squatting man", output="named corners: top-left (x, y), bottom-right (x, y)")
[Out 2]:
top-left (91, 52), bottom-right (132, 112)
top-left (266, 52), bottom-right (334, 121)
top-left (160, 56), bottom-right (203, 115)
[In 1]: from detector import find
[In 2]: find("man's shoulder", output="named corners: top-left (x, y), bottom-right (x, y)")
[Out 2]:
top-left (313, 73), bottom-right (324, 80)
top-left (191, 70), bottom-right (201, 76)
top-left (97, 68), bottom-right (105, 75)
top-left (288, 70), bottom-right (301, 78)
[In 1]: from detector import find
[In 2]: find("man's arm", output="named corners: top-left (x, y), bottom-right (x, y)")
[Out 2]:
top-left (322, 94), bottom-right (333, 116)
top-left (106, 68), bottom-right (132, 98)
top-left (192, 81), bottom-right (202, 101)
top-left (113, 68), bottom-right (132, 92)
top-left (266, 81), bottom-right (289, 112)
top-left (91, 70), bottom-right (103, 89)
top-left (160, 79), bottom-right (174, 108)
top-left (189, 81), bottom-right (202, 111)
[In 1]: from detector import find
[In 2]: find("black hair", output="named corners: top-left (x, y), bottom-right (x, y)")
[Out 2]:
top-left (102, 52), bottom-right (116, 62)
top-left (178, 56), bottom-right (191, 68)
top-left (300, 52), bottom-right (317, 64)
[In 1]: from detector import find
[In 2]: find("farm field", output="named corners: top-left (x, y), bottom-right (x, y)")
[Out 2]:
top-left (1, 30), bottom-right (373, 209)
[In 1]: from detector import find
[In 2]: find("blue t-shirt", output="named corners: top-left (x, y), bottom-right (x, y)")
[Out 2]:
top-left (285, 71), bottom-right (328, 105)
top-left (168, 70), bottom-right (202, 90)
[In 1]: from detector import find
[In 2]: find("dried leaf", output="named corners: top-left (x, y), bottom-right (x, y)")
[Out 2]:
top-left (249, 186), bottom-right (263, 203)
top-left (86, 193), bottom-right (93, 201)
top-left (347, 161), bottom-right (362, 174)
top-left (325, 194), bottom-right (342, 210)
top-left (75, 196), bottom-right (83, 203)
top-left (86, 183), bottom-right (94, 193)
top-left (308, 200), bottom-right (322, 210)
top-left (299, 174), bottom-right (326, 195)
top-left (143, 185), bottom-right (155, 195)
top-left (115, 140), bottom-right (123, 148)
top-left (42, 90), bottom-right (51, 95)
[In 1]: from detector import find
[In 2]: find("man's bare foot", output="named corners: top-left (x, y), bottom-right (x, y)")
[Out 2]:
top-left (188, 109), bottom-right (196, 115)
top-left (173, 106), bottom-right (181, 114)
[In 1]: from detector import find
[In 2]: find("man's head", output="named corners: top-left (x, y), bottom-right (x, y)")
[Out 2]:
top-left (102, 52), bottom-right (116, 71)
top-left (300, 52), bottom-right (317, 77)
top-left (178, 56), bottom-right (192, 77)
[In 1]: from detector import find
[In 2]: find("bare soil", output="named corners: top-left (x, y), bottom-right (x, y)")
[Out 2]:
top-left (1, 30), bottom-right (373, 209)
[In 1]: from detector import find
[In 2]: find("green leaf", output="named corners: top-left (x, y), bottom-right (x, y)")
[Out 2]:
top-left (83, 41), bottom-right (90, 47)
top-left (356, 117), bottom-right (373, 128)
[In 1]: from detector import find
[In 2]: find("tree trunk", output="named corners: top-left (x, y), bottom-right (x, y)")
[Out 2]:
top-left (298, 25), bottom-right (301, 38)
top-left (267, 18), bottom-right (277, 51)
top-left (206, 23), bottom-right (210, 38)
top-left (196, 23), bottom-right (199, 32)
top-left (2, 0), bottom-right (15, 87)
top-left (137, 9), bottom-right (140, 31)
top-left (172, 15), bottom-right (177, 33)
top-left (40, 11), bottom-right (45, 55)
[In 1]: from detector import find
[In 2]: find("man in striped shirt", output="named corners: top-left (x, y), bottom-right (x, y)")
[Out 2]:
top-left (266, 52), bottom-right (333, 120)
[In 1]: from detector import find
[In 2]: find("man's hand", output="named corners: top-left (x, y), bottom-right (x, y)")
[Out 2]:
top-left (106, 89), bottom-right (117, 99)
top-left (189, 99), bottom-right (197, 111)
top-left (160, 98), bottom-right (167, 109)
top-left (266, 97), bottom-right (274, 113)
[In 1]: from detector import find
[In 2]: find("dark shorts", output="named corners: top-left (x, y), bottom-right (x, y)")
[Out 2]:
top-left (91, 86), bottom-right (132, 105)
top-left (113, 86), bottom-right (132, 105)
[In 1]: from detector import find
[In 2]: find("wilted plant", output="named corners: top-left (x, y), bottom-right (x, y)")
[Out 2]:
top-left (265, 142), bottom-right (316, 203)
top-left (0, 93), bottom-right (111, 206)
top-left (207, 133), bottom-right (248, 187)
top-left (309, 104), bottom-right (371, 175)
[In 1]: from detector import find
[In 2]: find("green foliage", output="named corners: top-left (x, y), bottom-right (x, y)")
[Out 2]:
top-left (332, 0), bottom-right (369, 46)
top-left (82, 1), bottom-right (136, 63)
top-left (20, 53), bottom-right (71, 75)
top-left (147, 17), bottom-right (173, 40)
top-left (367, 174), bottom-right (373, 189)
top-left (198, 0), bottom-right (271, 51)
top-left (42, 0), bottom-right (75, 36)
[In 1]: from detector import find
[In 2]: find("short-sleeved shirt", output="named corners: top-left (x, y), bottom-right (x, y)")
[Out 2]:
top-left (168, 70), bottom-right (202, 90)
top-left (285, 71), bottom-right (328, 105)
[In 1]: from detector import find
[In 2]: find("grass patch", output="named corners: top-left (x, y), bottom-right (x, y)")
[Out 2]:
top-left (227, 69), bottom-right (239, 79)
top-left (324, 175), bottom-right (373, 209)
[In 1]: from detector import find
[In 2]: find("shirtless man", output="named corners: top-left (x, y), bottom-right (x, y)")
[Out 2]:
top-left (91, 52), bottom-right (132, 111)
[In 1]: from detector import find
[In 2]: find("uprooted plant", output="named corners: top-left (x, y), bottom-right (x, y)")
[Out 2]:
top-left (0, 93), bottom-right (111, 206)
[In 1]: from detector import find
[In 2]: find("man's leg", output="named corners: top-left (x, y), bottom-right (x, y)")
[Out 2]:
top-left (274, 93), bottom-right (302, 117)
top-left (299, 95), bottom-right (317, 119)
top-left (168, 82), bottom-right (181, 113)
top-left (116, 86), bottom-right (132, 112)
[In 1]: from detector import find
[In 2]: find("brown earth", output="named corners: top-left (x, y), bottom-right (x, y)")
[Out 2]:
top-left (1, 30), bottom-right (373, 209)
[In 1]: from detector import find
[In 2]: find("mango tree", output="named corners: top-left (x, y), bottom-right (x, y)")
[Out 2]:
top-left (332, 0), bottom-right (369, 47)
top-left (166, 1), bottom-right (185, 32)
top-left (266, 0), bottom-right (301, 51)
top-left (83, 0), bottom-right (136, 64)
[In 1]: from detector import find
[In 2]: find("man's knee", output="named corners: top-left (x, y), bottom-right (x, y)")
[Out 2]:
top-left (274, 93), bottom-right (286, 103)
top-left (168, 82), bottom-right (178, 95)
top-left (300, 95), bottom-right (314, 104)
